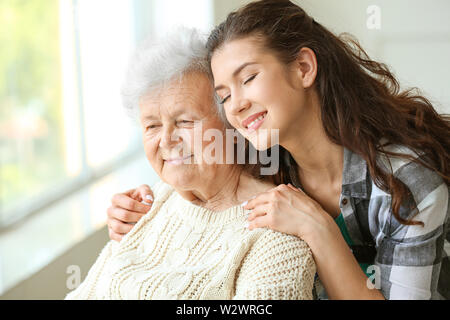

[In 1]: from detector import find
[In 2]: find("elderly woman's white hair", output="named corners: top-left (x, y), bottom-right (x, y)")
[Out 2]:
top-left (121, 26), bottom-right (225, 122)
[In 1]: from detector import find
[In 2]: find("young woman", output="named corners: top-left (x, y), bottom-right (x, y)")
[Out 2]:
top-left (205, 0), bottom-right (449, 300)
top-left (108, 0), bottom-right (449, 299)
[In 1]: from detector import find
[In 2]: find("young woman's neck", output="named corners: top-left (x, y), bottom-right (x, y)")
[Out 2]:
top-left (282, 94), bottom-right (344, 187)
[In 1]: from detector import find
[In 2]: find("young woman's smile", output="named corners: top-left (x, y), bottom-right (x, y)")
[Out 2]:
top-left (242, 110), bottom-right (267, 133)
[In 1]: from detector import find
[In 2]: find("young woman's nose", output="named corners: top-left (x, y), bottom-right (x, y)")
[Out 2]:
top-left (230, 97), bottom-right (251, 116)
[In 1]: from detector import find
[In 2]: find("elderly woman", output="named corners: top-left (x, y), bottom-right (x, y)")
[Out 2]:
top-left (65, 28), bottom-right (316, 300)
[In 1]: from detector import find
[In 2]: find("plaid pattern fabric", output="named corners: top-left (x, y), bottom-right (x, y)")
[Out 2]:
top-left (287, 145), bottom-right (449, 300)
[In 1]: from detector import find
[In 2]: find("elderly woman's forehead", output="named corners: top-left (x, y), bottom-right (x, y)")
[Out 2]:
top-left (147, 73), bottom-right (215, 110)
top-left (173, 71), bottom-right (212, 91)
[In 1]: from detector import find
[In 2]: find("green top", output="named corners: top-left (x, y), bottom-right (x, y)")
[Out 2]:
top-left (334, 213), bottom-right (372, 278)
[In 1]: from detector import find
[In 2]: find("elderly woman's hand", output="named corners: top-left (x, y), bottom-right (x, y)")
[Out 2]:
top-left (107, 184), bottom-right (153, 242)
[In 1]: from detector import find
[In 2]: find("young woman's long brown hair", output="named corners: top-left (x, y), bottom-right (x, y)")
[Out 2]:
top-left (206, 0), bottom-right (450, 227)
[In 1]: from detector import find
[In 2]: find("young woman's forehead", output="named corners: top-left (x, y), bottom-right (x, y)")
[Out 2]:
top-left (218, 37), bottom-right (267, 58)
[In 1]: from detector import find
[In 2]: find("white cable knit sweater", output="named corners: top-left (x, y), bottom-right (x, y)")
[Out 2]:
top-left (65, 181), bottom-right (316, 300)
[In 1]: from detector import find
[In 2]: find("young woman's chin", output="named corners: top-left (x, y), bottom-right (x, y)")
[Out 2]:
top-left (245, 130), bottom-right (277, 151)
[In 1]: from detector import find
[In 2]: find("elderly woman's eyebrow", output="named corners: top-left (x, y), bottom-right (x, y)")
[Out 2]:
top-left (141, 114), bottom-right (159, 121)
top-left (141, 110), bottom-right (198, 121)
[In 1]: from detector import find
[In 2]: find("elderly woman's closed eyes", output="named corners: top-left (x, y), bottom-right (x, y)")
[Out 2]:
top-left (65, 27), bottom-right (316, 300)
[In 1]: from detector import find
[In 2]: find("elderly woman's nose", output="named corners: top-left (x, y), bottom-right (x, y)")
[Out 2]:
top-left (159, 127), bottom-right (181, 148)
top-left (230, 97), bottom-right (251, 115)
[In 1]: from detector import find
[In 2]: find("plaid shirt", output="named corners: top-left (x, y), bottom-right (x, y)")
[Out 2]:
top-left (287, 145), bottom-right (449, 300)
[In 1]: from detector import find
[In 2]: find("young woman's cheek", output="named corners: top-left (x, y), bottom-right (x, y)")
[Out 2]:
top-left (261, 75), bottom-right (286, 103)
top-left (222, 105), bottom-right (239, 131)
top-left (244, 72), bottom-right (274, 105)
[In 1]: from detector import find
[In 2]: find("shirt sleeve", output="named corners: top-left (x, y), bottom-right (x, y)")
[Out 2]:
top-left (374, 159), bottom-right (449, 300)
top-left (233, 230), bottom-right (316, 300)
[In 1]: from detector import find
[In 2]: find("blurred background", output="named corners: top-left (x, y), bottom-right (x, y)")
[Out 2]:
top-left (0, 0), bottom-right (449, 299)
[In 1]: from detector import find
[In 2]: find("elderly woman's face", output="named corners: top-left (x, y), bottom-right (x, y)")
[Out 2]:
top-left (139, 72), bottom-right (227, 191)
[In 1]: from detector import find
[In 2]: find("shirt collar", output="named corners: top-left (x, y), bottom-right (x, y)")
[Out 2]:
top-left (341, 147), bottom-right (371, 199)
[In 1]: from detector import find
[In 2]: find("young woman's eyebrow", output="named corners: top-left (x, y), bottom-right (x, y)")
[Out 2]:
top-left (214, 62), bottom-right (257, 91)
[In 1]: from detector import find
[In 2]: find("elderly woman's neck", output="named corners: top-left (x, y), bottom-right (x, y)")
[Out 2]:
top-left (178, 167), bottom-right (274, 212)
top-left (182, 166), bottom-right (242, 211)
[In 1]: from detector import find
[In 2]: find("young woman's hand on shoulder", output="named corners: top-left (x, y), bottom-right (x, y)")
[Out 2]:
top-left (244, 183), bottom-right (340, 244)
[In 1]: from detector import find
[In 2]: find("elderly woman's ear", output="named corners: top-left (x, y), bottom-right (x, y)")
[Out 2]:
top-left (107, 184), bottom-right (153, 241)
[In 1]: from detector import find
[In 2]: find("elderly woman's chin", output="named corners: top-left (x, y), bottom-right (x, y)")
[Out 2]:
top-left (160, 162), bottom-right (197, 191)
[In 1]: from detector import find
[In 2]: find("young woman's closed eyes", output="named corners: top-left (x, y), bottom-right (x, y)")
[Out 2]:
top-left (218, 73), bottom-right (258, 105)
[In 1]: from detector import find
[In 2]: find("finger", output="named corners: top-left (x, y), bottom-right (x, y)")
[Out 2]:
top-left (108, 226), bottom-right (124, 242)
top-left (240, 194), bottom-right (256, 208)
top-left (247, 203), bottom-right (271, 221)
top-left (123, 188), bottom-right (139, 197)
top-left (111, 193), bottom-right (151, 213)
top-left (109, 218), bottom-right (134, 234)
top-left (242, 192), bottom-right (270, 210)
top-left (110, 207), bottom-right (144, 223)
top-left (138, 184), bottom-right (154, 204)
top-left (245, 184), bottom-right (292, 209)
top-left (247, 214), bottom-right (272, 231)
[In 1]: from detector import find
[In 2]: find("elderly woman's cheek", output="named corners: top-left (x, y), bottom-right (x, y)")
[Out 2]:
top-left (179, 128), bottom-right (197, 160)
top-left (143, 134), bottom-right (160, 168)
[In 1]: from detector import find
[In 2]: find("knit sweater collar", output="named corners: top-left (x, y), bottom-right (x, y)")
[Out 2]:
top-left (170, 191), bottom-right (248, 227)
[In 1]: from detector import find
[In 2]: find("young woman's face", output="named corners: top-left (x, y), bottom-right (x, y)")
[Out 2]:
top-left (211, 36), bottom-right (310, 150)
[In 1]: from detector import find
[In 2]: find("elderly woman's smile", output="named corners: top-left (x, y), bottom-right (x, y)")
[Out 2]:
top-left (164, 154), bottom-right (193, 165)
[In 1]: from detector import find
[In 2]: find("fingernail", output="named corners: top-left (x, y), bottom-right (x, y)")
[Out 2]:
top-left (146, 195), bottom-right (153, 201)
top-left (241, 200), bottom-right (248, 207)
top-left (141, 200), bottom-right (152, 205)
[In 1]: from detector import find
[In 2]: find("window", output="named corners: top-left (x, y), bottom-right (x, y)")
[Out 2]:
top-left (0, 0), bottom-right (144, 228)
